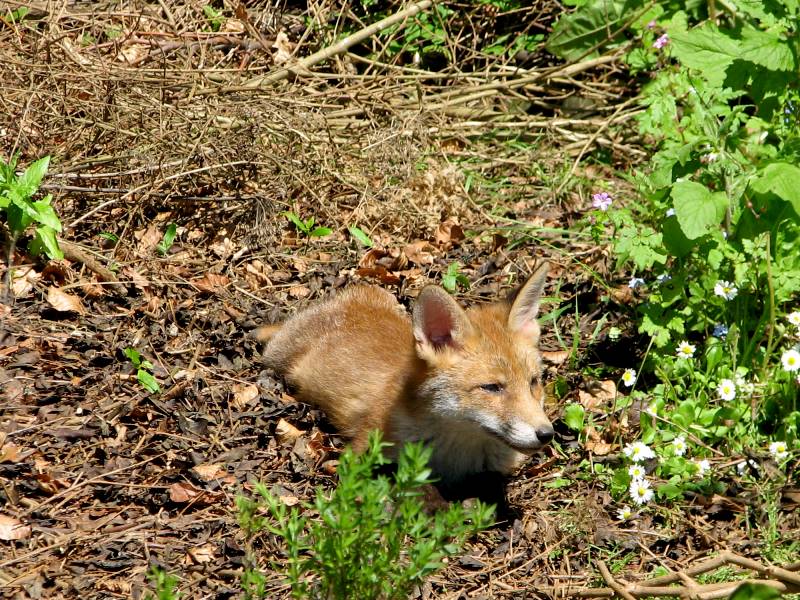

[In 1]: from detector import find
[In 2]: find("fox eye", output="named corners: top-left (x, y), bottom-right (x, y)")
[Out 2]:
top-left (530, 375), bottom-right (542, 387)
top-left (479, 383), bottom-right (504, 394)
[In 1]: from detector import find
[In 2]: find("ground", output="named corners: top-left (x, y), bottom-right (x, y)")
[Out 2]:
top-left (1, 1), bottom-right (798, 599)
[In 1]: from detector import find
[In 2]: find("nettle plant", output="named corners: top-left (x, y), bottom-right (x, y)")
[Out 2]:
top-left (556, 0), bottom-right (799, 511)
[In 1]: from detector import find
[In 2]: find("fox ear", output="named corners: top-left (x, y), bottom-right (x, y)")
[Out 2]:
top-left (412, 286), bottom-right (470, 355)
top-left (507, 262), bottom-right (549, 342)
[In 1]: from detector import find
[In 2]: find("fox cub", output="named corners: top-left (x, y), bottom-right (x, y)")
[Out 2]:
top-left (257, 263), bottom-right (554, 483)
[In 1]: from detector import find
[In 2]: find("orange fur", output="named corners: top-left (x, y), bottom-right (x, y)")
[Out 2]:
top-left (261, 263), bottom-right (554, 482)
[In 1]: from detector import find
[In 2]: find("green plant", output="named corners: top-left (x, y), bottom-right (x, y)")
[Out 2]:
top-left (347, 224), bottom-right (374, 248)
top-left (202, 5), bottom-right (224, 32)
top-left (156, 223), bottom-right (177, 256)
top-left (0, 155), bottom-right (63, 260)
top-left (442, 262), bottom-right (470, 292)
top-left (145, 566), bottom-right (180, 600)
top-left (282, 211), bottom-right (332, 239)
top-left (123, 348), bottom-right (161, 394)
top-left (547, 0), bottom-right (799, 526)
top-left (237, 431), bottom-right (494, 600)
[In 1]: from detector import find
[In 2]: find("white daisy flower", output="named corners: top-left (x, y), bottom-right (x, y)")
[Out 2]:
top-left (672, 436), bottom-right (687, 456)
top-left (714, 280), bottom-right (738, 301)
top-left (782, 349), bottom-right (800, 372)
top-left (623, 441), bottom-right (656, 463)
top-left (630, 478), bottom-right (654, 505)
top-left (621, 369), bottom-right (637, 387)
top-left (695, 459), bottom-right (711, 477)
top-left (769, 441), bottom-right (789, 461)
top-left (787, 311), bottom-right (800, 327)
top-left (628, 464), bottom-right (646, 480)
top-left (676, 341), bottom-right (696, 359)
top-left (717, 379), bottom-right (736, 401)
top-left (617, 506), bottom-right (633, 520)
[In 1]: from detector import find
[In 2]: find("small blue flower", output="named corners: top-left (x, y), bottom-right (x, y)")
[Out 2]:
top-left (656, 273), bottom-right (671, 284)
top-left (628, 277), bottom-right (645, 289)
top-left (712, 324), bottom-right (729, 339)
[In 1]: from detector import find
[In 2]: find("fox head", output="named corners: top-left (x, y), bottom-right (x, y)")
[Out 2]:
top-left (412, 263), bottom-right (554, 453)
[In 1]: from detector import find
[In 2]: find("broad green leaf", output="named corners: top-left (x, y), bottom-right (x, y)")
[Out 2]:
top-left (671, 181), bottom-right (728, 240)
top-left (670, 26), bottom-right (739, 86)
top-left (18, 156), bottom-right (50, 197)
top-left (6, 197), bottom-right (33, 232)
top-left (32, 196), bottom-right (62, 231)
top-left (546, 0), bottom-right (628, 61)
top-left (751, 162), bottom-right (800, 218)
top-left (728, 583), bottom-right (781, 600)
top-left (137, 369), bottom-right (161, 394)
top-left (156, 223), bottom-right (177, 255)
top-left (739, 27), bottom-right (796, 71)
top-left (282, 211), bottom-right (307, 232)
top-left (348, 225), bottom-right (374, 247)
top-left (309, 226), bottom-right (331, 237)
top-left (30, 226), bottom-right (63, 260)
top-left (563, 403), bottom-right (585, 432)
top-left (123, 347), bottom-right (142, 366)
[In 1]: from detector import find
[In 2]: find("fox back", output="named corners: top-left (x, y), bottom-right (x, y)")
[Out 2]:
top-left (259, 263), bottom-right (554, 483)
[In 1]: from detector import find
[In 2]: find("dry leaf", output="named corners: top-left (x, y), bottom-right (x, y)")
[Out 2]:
top-left (134, 224), bottom-right (162, 252)
top-left (434, 218), bottom-right (465, 247)
top-left (275, 418), bottom-right (303, 444)
top-left (288, 284), bottom-right (311, 299)
top-left (192, 463), bottom-right (226, 482)
top-left (542, 350), bottom-right (570, 365)
top-left (47, 287), bottom-right (85, 314)
top-left (12, 266), bottom-right (40, 297)
top-left (355, 265), bottom-right (401, 285)
top-left (578, 380), bottom-right (617, 411)
top-left (116, 42), bottom-right (149, 64)
top-left (0, 443), bottom-right (21, 463)
top-left (0, 514), bottom-right (31, 540)
top-left (187, 543), bottom-right (216, 564)
top-left (169, 482), bottom-right (202, 503)
top-left (609, 285), bottom-right (634, 304)
top-left (272, 31), bottom-right (295, 65)
top-left (193, 273), bottom-right (230, 294)
top-left (403, 240), bottom-right (438, 266)
top-left (583, 426), bottom-right (613, 455)
top-left (231, 383), bottom-right (259, 409)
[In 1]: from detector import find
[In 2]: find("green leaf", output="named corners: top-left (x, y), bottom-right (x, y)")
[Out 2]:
top-left (17, 156), bottom-right (50, 197)
top-left (138, 369), bottom-right (161, 394)
top-left (563, 403), bottom-right (585, 432)
top-left (751, 162), bottom-right (800, 218)
top-left (309, 226), bottom-right (331, 238)
top-left (32, 196), bottom-right (62, 231)
top-left (156, 223), bottom-right (177, 255)
top-left (30, 226), bottom-right (63, 260)
top-left (671, 181), bottom-right (728, 240)
top-left (123, 347), bottom-right (142, 367)
top-left (728, 582), bottom-right (781, 600)
top-left (282, 211), bottom-right (308, 233)
top-left (739, 27), bottom-right (796, 72)
top-left (348, 225), bottom-right (374, 247)
top-left (546, 0), bottom-right (628, 61)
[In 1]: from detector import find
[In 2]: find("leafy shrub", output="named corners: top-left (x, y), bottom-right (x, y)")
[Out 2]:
top-left (0, 155), bottom-right (63, 260)
top-left (548, 0), bottom-right (799, 511)
top-left (237, 431), bottom-right (494, 600)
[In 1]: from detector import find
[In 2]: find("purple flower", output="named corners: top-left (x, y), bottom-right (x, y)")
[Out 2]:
top-left (647, 20), bottom-right (657, 29)
top-left (653, 33), bottom-right (669, 49)
top-left (592, 192), bottom-right (613, 211)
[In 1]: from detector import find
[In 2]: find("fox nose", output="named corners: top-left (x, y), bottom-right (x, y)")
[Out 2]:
top-left (537, 426), bottom-right (554, 444)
